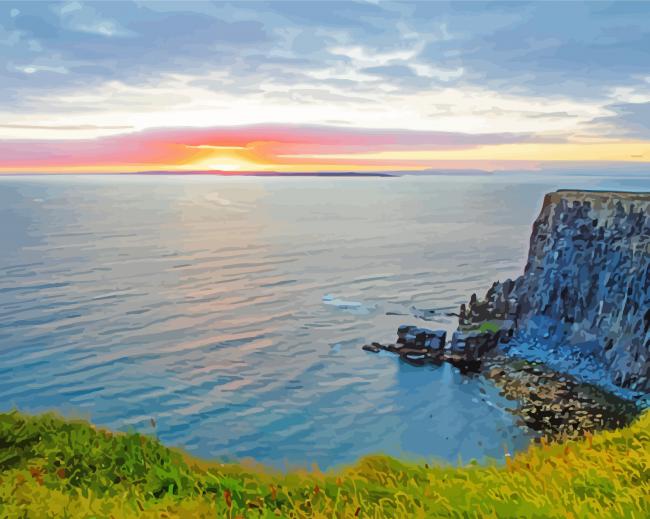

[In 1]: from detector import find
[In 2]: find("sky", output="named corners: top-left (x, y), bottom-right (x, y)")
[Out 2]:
top-left (1, 1), bottom-right (650, 174)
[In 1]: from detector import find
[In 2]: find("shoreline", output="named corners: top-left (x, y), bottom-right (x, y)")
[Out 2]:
top-left (480, 351), bottom-right (639, 439)
top-left (364, 336), bottom-right (641, 440)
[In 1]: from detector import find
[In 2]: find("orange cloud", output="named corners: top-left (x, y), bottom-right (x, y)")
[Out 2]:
top-left (0, 124), bottom-right (648, 174)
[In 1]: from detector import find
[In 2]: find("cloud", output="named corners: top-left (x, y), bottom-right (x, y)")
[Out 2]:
top-left (0, 124), bottom-right (133, 130)
top-left (589, 102), bottom-right (650, 139)
top-left (0, 0), bottom-right (649, 144)
top-left (0, 123), bottom-right (546, 171)
top-left (0, 1), bottom-right (271, 110)
top-left (2, 1), bottom-right (645, 103)
top-left (55, 1), bottom-right (133, 37)
top-left (413, 2), bottom-right (650, 98)
top-left (15, 64), bottom-right (68, 74)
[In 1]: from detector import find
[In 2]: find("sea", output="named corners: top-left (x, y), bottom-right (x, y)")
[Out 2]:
top-left (1, 172), bottom-right (648, 469)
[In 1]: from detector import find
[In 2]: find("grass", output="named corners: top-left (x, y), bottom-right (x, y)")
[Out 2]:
top-left (0, 409), bottom-right (648, 518)
top-left (460, 321), bottom-right (503, 334)
top-left (477, 321), bottom-right (503, 334)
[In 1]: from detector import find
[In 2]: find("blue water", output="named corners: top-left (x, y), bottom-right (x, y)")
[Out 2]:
top-left (1, 173), bottom-right (648, 469)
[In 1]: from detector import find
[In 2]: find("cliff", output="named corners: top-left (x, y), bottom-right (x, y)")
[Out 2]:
top-left (461, 190), bottom-right (650, 394)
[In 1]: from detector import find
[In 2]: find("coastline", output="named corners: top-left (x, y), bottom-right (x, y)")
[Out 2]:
top-left (363, 336), bottom-right (641, 440)
top-left (364, 189), bottom-right (649, 440)
top-left (1, 186), bottom-right (648, 516)
top-left (481, 353), bottom-right (638, 438)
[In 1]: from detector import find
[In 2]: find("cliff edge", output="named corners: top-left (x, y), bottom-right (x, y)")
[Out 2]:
top-left (461, 190), bottom-right (650, 394)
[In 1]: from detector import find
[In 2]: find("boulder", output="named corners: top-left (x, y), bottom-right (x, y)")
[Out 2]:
top-left (396, 325), bottom-right (446, 351)
top-left (449, 329), bottom-right (502, 361)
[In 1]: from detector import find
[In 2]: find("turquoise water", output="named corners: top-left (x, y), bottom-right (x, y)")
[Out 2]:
top-left (0, 173), bottom-right (647, 468)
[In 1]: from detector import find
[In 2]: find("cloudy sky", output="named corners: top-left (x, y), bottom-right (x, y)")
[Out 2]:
top-left (1, 1), bottom-right (649, 173)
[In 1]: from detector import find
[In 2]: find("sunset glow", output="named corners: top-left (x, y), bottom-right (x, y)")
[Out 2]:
top-left (1, 2), bottom-right (649, 174)
top-left (1, 126), bottom-right (649, 174)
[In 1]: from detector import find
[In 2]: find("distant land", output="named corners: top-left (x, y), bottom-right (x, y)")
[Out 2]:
top-left (381, 168), bottom-right (492, 176)
top-left (136, 170), bottom-right (398, 177)
top-left (1, 164), bottom-right (647, 177)
top-left (135, 168), bottom-right (492, 177)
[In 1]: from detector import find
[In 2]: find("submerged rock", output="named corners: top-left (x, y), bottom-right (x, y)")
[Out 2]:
top-left (409, 306), bottom-right (437, 321)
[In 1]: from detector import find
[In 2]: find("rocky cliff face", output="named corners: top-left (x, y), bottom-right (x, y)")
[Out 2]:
top-left (461, 190), bottom-right (650, 394)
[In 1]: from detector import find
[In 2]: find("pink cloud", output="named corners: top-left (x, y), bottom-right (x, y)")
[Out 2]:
top-left (0, 124), bottom-right (540, 171)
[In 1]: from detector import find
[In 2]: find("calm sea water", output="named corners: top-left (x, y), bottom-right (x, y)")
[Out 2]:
top-left (1, 173), bottom-right (648, 468)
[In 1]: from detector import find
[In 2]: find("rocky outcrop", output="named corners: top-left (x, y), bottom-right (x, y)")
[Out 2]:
top-left (449, 328), bottom-right (508, 359)
top-left (363, 325), bottom-right (497, 371)
top-left (363, 326), bottom-right (447, 366)
top-left (461, 190), bottom-right (650, 394)
top-left (396, 325), bottom-right (446, 350)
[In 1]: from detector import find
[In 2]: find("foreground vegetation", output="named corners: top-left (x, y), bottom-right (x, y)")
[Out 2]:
top-left (0, 410), bottom-right (648, 518)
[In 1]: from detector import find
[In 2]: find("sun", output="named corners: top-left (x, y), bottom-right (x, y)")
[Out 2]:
top-left (207, 163), bottom-right (242, 171)
top-left (180, 147), bottom-right (267, 172)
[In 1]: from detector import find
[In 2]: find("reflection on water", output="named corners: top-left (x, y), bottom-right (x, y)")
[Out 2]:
top-left (0, 174), bottom-right (647, 468)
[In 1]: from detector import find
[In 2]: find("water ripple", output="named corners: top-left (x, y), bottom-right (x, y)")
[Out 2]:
top-left (2, 175), bottom-right (607, 468)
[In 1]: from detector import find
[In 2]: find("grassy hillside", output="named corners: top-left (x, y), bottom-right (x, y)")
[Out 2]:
top-left (0, 409), bottom-right (648, 518)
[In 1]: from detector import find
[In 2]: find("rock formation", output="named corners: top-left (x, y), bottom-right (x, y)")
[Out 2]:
top-left (460, 190), bottom-right (649, 393)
